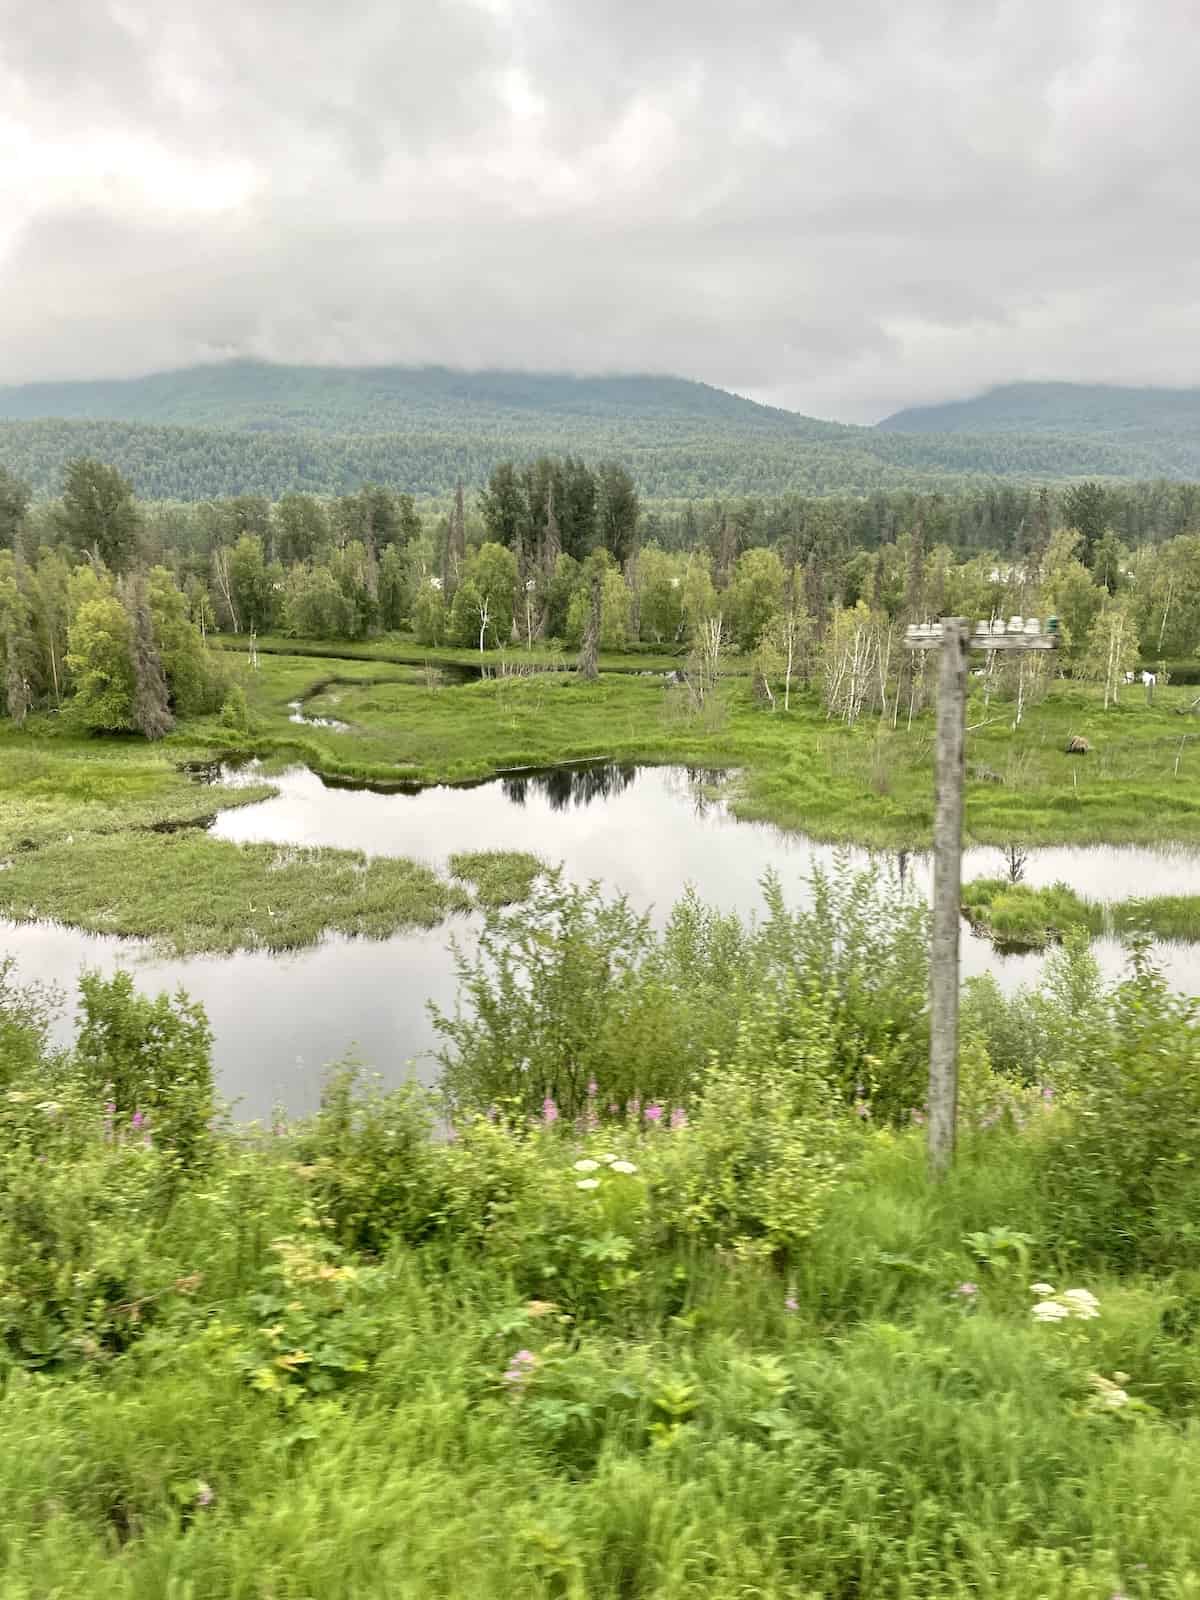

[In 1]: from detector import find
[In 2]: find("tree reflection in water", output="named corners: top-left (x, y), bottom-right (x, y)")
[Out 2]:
top-left (501, 762), bottom-right (727, 814)
top-left (502, 762), bottom-right (640, 810)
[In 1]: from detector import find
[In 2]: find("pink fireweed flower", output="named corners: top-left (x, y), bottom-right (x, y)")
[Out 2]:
top-left (669, 1107), bottom-right (688, 1130)
top-left (784, 1290), bottom-right (799, 1313)
top-left (644, 1103), bottom-right (664, 1125)
top-left (503, 1348), bottom-right (538, 1389)
top-left (131, 1110), bottom-right (146, 1131)
top-left (587, 1079), bottom-right (598, 1098)
top-left (541, 1097), bottom-right (559, 1126)
top-left (957, 1282), bottom-right (978, 1297)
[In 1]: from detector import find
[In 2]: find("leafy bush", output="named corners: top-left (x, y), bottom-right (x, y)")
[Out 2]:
top-left (433, 863), bottom-right (931, 1127)
top-left (219, 683), bottom-right (253, 732)
top-left (0, 956), bottom-right (61, 1087)
top-left (1039, 952), bottom-right (1200, 1267)
top-left (234, 1227), bottom-right (387, 1404)
top-left (433, 871), bottom-right (698, 1120)
top-left (74, 969), bottom-right (214, 1166)
top-left (292, 1063), bottom-right (436, 1253)
top-left (0, 1141), bottom-right (184, 1368)
top-left (963, 933), bottom-right (1107, 1087)
top-left (653, 999), bottom-right (855, 1261)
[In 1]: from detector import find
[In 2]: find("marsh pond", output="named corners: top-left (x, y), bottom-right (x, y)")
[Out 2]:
top-left (5, 759), bottom-right (1200, 1119)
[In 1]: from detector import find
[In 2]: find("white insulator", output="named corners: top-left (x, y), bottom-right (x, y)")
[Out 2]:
top-left (1008, 616), bottom-right (1023, 633)
top-left (1024, 617), bottom-right (1041, 635)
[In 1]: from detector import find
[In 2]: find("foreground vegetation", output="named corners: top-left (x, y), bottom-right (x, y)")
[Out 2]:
top-left (4, 872), bottom-right (1200, 1597)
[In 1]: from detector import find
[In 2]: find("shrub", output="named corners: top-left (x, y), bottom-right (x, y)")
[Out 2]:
top-left (74, 970), bottom-right (214, 1166)
top-left (433, 871), bottom-right (696, 1120)
top-left (291, 1064), bottom-right (436, 1253)
top-left (0, 957), bottom-right (61, 1088)
top-left (0, 1142), bottom-right (183, 1368)
top-left (433, 863), bottom-right (932, 1128)
top-left (653, 1006), bottom-right (854, 1261)
top-left (219, 684), bottom-right (252, 732)
top-left (1039, 951), bottom-right (1200, 1267)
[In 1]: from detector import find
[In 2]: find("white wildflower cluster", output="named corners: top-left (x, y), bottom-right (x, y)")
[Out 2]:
top-left (574, 1153), bottom-right (639, 1189)
top-left (1030, 1282), bottom-right (1100, 1322)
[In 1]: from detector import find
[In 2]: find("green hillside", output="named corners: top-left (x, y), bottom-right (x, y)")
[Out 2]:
top-left (0, 361), bottom-right (846, 438)
top-left (879, 380), bottom-right (1200, 439)
top-left (2, 364), bottom-right (1199, 500)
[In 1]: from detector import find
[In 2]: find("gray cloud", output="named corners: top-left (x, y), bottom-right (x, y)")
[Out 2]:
top-left (1, 0), bottom-right (1197, 420)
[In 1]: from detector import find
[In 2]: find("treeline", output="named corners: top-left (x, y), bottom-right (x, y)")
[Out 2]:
top-left (3, 454), bottom-right (1200, 737)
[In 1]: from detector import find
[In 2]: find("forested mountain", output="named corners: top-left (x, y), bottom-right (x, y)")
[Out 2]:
top-left (0, 362), bottom-right (839, 437)
top-left (2, 364), bottom-right (1200, 501)
top-left (880, 382), bottom-right (1200, 442)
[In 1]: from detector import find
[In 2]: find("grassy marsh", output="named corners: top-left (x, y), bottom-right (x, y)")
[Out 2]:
top-left (5, 651), bottom-right (1200, 957)
top-left (215, 630), bottom-right (694, 675)
top-left (216, 653), bottom-right (1200, 849)
top-left (0, 830), bottom-right (473, 955)
top-left (964, 877), bottom-right (1200, 949)
top-left (0, 727), bottom-right (276, 855)
top-left (450, 850), bottom-right (545, 907)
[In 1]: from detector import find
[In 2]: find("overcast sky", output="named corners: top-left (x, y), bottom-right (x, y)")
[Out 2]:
top-left (1, 0), bottom-right (1196, 421)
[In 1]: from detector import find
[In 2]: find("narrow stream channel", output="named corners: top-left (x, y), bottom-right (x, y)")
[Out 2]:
top-left (4, 760), bottom-right (1199, 1120)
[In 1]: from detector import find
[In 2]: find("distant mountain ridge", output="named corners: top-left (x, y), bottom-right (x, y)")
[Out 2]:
top-left (879, 381), bottom-right (1200, 438)
top-left (0, 360), bottom-right (847, 438)
top-left (2, 365), bottom-right (1199, 501)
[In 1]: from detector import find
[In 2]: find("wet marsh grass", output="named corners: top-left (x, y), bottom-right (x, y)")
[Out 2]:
top-left (0, 727), bottom-right (275, 854)
top-left (215, 630), bottom-right (693, 675)
top-left (5, 658), bottom-right (1200, 957)
top-left (0, 830), bottom-right (473, 955)
top-left (217, 654), bottom-right (1200, 849)
top-left (963, 877), bottom-right (1200, 948)
top-left (450, 850), bottom-right (545, 907)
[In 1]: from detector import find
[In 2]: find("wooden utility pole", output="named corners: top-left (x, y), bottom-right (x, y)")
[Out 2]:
top-left (929, 618), bottom-right (968, 1176)
top-left (905, 614), bottom-right (1058, 1177)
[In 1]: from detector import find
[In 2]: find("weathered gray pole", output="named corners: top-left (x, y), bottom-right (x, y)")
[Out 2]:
top-left (928, 618), bottom-right (968, 1177)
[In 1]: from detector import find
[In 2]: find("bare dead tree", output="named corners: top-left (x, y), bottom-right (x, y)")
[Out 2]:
top-left (212, 546), bottom-right (241, 633)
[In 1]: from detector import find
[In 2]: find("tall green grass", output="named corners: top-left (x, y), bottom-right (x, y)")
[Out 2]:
top-left (4, 881), bottom-right (1200, 1595)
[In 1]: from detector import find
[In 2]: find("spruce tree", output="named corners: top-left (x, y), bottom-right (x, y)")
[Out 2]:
top-left (122, 574), bottom-right (174, 739)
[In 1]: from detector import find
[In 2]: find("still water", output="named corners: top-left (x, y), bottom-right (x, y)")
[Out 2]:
top-left (4, 761), bottom-right (1199, 1120)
